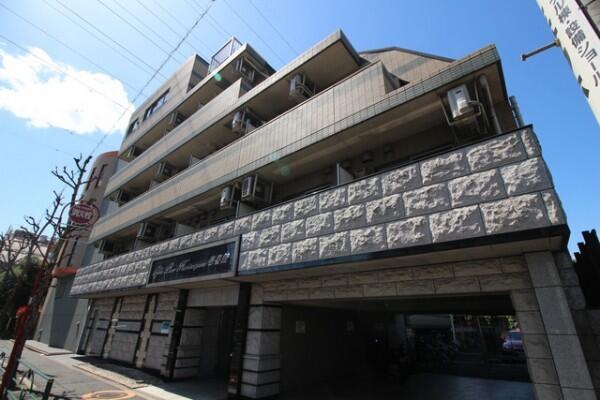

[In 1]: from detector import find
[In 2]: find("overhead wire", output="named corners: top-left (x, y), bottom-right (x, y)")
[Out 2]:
top-left (150, 0), bottom-right (215, 55)
top-left (185, 0), bottom-right (230, 41)
top-left (221, 0), bottom-right (286, 65)
top-left (52, 0), bottom-right (169, 80)
top-left (0, 1), bottom-right (149, 98)
top-left (89, 0), bottom-right (218, 157)
top-left (247, 0), bottom-right (299, 57)
top-left (129, 0), bottom-right (208, 58)
top-left (95, 0), bottom-right (185, 65)
top-left (0, 32), bottom-right (132, 111)
top-left (42, 0), bottom-right (163, 79)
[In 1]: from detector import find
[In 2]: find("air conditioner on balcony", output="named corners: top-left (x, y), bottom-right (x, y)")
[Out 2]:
top-left (137, 222), bottom-right (158, 241)
top-left (168, 111), bottom-right (186, 127)
top-left (149, 180), bottom-right (160, 190)
top-left (125, 145), bottom-right (143, 160)
top-left (189, 154), bottom-right (201, 167)
top-left (232, 57), bottom-right (256, 84)
top-left (447, 84), bottom-right (475, 119)
top-left (231, 109), bottom-right (260, 136)
top-left (220, 185), bottom-right (238, 210)
top-left (241, 175), bottom-right (273, 205)
top-left (114, 189), bottom-right (131, 206)
top-left (289, 73), bottom-right (315, 103)
top-left (155, 162), bottom-right (177, 181)
top-left (98, 239), bottom-right (115, 255)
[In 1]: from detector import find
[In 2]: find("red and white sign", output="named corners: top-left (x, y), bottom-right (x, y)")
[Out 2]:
top-left (69, 202), bottom-right (99, 228)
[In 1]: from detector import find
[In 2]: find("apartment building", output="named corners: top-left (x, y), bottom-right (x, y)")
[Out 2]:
top-left (71, 30), bottom-right (598, 399)
top-left (36, 151), bottom-right (118, 352)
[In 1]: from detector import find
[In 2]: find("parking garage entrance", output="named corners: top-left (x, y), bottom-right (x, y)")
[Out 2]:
top-left (278, 294), bottom-right (533, 400)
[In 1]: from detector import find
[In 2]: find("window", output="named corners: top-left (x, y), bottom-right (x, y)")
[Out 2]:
top-left (144, 90), bottom-right (169, 120)
top-left (126, 118), bottom-right (139, 136)
top-left (95, 164), bottom-right (108, 188)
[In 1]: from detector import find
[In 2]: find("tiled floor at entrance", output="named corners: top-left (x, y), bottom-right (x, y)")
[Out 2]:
top-left (280, 373), bottom-right (534, 400)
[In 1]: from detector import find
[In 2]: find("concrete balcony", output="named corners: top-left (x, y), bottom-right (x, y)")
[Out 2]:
top-left (90, 44), bottom-right (506, 243)
top-left (106, 30), bottom-right (362, 198)
top-left (72, 127), bottom-right (568, 297)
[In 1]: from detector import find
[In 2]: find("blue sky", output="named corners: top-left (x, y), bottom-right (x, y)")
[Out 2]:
top-left (0, 0), bottom-right (598, 252)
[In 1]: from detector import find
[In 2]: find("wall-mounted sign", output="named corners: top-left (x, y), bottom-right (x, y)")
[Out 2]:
top-left (537, 0), bottom-right (600, 123)
top-left (148, 241), bottom-right (236, 284)
top-left (69, 202), bottom-right (99, 228)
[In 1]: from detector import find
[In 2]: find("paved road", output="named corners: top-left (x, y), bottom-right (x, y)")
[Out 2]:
top-left (0, 340), bottom-right (143, 399)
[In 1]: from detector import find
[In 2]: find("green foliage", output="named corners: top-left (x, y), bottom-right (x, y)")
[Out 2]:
top-left (0, 259), bottom-right (38, 338)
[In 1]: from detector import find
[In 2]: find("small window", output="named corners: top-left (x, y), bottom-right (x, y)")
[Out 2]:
top-left (127, 119), bottom-right (139, 136)
top-left (144, 90), bottom-right (169, 120)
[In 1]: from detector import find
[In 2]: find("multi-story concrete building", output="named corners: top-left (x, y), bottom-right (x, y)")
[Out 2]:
top-left (36, 151), bottom-right (118, 352)
top-left (71, 31), bottom-right (598, 399)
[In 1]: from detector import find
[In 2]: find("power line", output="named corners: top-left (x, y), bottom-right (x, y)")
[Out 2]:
top-left (42, 0), bottom-right (164, 80)
top-left (185, 0), bottom-right (230, 41)
top-left (0, 1), bottom-right (149, 98)
top-left (127, 0), bottom-right (207, 59)
top-left (110, 0), bottom-right (199, 59)
top-left (95, 0), bottom-right (185, 65)
top-left (89, 0), bottom-right (218, 157)
top-left (247, 0), bottom-right (299, 57)
top-left (53, 0), bottom-right (169, 80)
top-left (0, 32), bottom-right (132, 111)
top-left (221, 0), bottom-right (286, 65)
top-left (150, 0), bottom-right (215, 56)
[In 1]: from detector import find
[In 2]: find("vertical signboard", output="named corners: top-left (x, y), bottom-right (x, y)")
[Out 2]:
top-left (537, 0), bottom-right (600, 123)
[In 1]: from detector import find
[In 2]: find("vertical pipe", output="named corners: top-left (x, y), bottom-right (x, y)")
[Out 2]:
top-left (509, 96), bottom-right (525, 128)
top-left (479, 75), bottom-right (502, 134)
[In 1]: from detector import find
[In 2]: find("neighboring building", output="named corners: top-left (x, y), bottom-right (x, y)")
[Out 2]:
top-left (0, 229), bottom-right (51, 264)
top-left (36, 151), bottom-right (118, 352)
top-left (71, 31), bottom-right (598, 399)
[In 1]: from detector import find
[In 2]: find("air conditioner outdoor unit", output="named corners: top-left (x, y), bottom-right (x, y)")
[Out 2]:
top-left (98, 239), bottom-right (115, 254)
top-left (447, 84), bottom-right (475, 119)
top-left (156, 162), bottom-right (177, 181)
top-left (137, 222), bottom-right (158, 241)
top-left (220, 185), bottom-right (238, 210)
top-left (233, 57), bottom-right (256, 84)
top-left (289, 73), bottom-right (315, 103)
top-left (149, 180), bottom-right (160, 190)
top-left (189, 154), bottom-right (201, 167)
top-left (231, 109), bottom-right (260, 135)
top-left (241, 175), bottom-right (273, 205)
top-left (168, 111), bottom-right (186, 127)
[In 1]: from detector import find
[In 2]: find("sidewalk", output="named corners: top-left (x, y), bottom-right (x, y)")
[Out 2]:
top-left (0, 340), bottom-right (227, 400)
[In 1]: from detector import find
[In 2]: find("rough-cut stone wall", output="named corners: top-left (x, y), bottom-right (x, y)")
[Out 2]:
top-left (72, 128), bottom-right (565, 296)
top-left (253, 256), bottom-right (530, 302)
top-left (107, 295), bottom-right (146, 363)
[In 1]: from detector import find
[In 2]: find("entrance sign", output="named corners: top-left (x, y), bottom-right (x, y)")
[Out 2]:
top-left (148, 241), bottom-right (236, 284)
top-left (69, 202), bottom-right (99, 227)
top-left (537, 0), bottom-right (600, 123)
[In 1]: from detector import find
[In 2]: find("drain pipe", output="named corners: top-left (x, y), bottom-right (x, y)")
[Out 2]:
top-left (509, 95), bottom-right (524, 128)
top-left (478, 75), bottom-right (501, 134)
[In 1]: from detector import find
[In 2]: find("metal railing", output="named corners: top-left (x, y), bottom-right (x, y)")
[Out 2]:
top-left (209, 37), bottom-right (242, 72)
top-left (0, 352), bottom-right (54, 400)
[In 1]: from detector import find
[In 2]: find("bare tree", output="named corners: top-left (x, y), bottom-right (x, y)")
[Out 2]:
top-left (0, 154), bottom-right (93, 396)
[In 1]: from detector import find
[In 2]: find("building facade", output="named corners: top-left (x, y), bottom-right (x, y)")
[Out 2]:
top-left (71, 31), bottom-right (598, 399)
top-left (36, 151), bottom-right (118, 352)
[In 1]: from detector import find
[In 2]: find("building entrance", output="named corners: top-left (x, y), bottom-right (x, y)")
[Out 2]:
top-left (279, 295), bottom-right (534, 400)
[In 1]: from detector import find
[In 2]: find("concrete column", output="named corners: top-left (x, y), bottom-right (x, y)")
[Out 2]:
top-left (241, 284), bottom-right (281, 399)
top-left (135, 295), bottom-right (155, 368)
top-left (519, 251), bottom-right (597, 400)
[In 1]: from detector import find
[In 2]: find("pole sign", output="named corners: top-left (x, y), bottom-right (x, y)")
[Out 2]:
top-left (69, 202), bottom-right (99, 228)
top-left (537, 0), bottom-right (600, 123)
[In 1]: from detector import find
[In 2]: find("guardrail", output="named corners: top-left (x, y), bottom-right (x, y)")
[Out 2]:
top-left (0, 352), bottom-right (54, 400)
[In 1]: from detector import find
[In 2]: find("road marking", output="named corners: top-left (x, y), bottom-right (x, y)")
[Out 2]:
top-left (81, 389), bottom-right (136, 399)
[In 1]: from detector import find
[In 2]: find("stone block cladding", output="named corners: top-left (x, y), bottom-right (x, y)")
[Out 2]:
top-left (71, 128), bottom-right (565, 296)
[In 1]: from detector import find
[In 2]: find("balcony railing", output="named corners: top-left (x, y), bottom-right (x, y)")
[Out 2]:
top-left (209, 37), bottom-right (242, 72)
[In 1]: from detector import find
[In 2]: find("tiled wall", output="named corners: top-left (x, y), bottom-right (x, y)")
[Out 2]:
top-left (71, 128), bottom-right (566, 297)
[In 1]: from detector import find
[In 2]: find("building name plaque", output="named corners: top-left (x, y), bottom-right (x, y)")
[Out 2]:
top-left (149, 242), bottom-right (235, 284)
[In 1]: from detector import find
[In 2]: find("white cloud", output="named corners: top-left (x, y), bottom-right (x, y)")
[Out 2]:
top-left (0, 47), bottom-right (134, 135)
